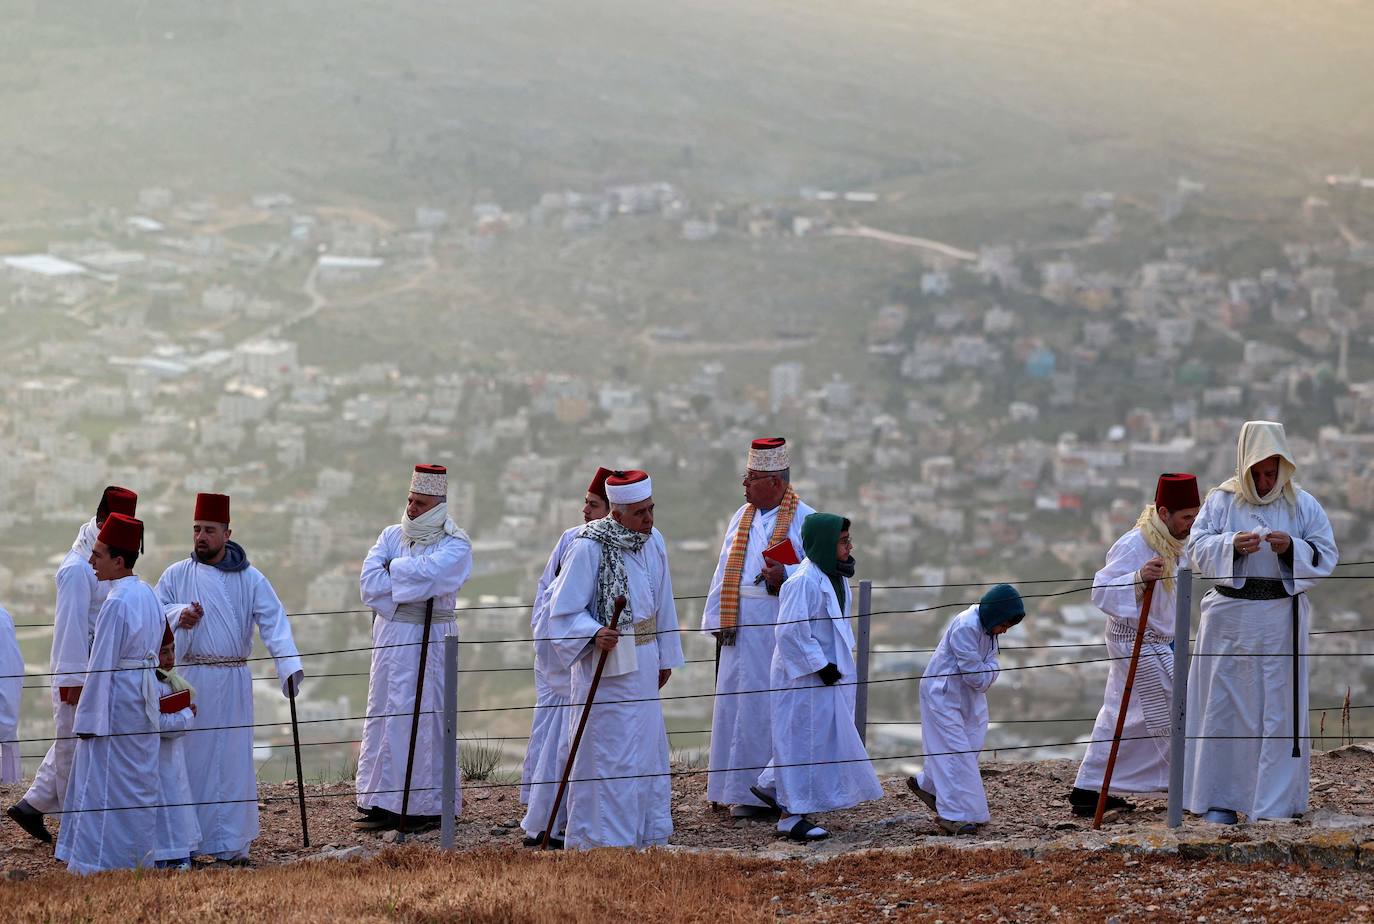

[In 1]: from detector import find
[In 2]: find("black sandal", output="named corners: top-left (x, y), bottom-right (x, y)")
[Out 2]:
top-left (780, 816), bottom-right (828, 842)
top-left (749, 785), bottom-right (783, 813)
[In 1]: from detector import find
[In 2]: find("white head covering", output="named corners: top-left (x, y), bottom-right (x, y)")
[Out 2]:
top-left (1215, 420), bottom-right (1298, 506)
top-left (605, 471), bottom-right (653, 505)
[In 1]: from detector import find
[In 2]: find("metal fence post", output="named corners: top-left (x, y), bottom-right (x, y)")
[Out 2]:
top-left (1167, 568), bottom-right (1193, 829)
top-left (855, 580), bottom-right (872, 744)
top-left (441, 633), bottom-right (458, 849)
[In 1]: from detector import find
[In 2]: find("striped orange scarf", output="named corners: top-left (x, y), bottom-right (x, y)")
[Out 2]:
top-left (718, 487), bottom-right (799, 645)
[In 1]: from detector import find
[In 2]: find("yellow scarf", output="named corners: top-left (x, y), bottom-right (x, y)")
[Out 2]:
top-left (718, 487), bottom-right (799, 644)
top-left (1134, 504), bottom-right (1183, 594)
top-left (157, 667), bottom-right (196, 699)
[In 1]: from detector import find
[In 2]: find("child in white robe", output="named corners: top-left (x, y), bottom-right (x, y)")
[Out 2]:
top-left (908, 584), bottom-right (1024, 835)
top-left (153, 623), bottom-right (200, 869)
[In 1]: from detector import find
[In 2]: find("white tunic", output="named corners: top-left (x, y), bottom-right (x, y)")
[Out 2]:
top-left (917, 605), bottom-right (1000, 823)
top-left (1074, 528), bottom-right (1178, 795)
top-left (546, 528), bottom-right (685, 849)
top-left (758, 561), bottom-right (881, 816)
top-left (520, 525), bottom-right (578, 837)
top-left (0, 606), bottom-right (22, 782)
top-left (155, 558), bottom-right (303, 857)
top-left (54, 576), bottom-right (164, 874)
top-left (1184, 488), bottom-right (1336, 820)
top-left (25, 525), bottom-right (110, 813)
top-left (700, 500), bottom-right (813, 806)
top-left (152, 676), bottom-right (200, 862)
top-left (357, 526), bottom-right (472, 817)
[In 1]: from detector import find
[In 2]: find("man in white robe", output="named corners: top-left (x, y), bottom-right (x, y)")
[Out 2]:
top-left (357, 464), bottom-right (473, 832)
top-left (702, 438), bottom-right (814, 818)
top-left (909, 584), bottom-right (1025, 835)
top-left (0, 603), bottom-right (22, 784)
top-left (546, 470), bottom-right (685, 849)
top-left (155, 492), bottom-right (304, 863)
top-left (9, 486), bottom-right (138, 842)
top-left (1184, 421), bottom-right (1337, 823)
top-left (520, 466), bottom-right (611, 847)
top-left (752, 513), bottom-right (881, 841)
top-left (1071, 473), bottom-right (1200, 816)
top-left (54, 513), bottom-right (165, 874)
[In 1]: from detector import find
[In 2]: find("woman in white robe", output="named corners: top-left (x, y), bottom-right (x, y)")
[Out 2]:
top-left (55, 574), bottom-right (165, 874)
top-left (1184, 421), bottom-right (1337, 823)
top-left (753, 513), bottom-right (881, 841)
top-left (911, 585), bottom-right (1024, 834)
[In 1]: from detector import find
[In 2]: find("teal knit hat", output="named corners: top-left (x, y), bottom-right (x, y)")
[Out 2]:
top-left (977, 583), bottom-right (1024, 633)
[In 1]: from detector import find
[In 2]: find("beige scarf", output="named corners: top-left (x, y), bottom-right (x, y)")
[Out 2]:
top-left (1134, 504), bottom-right (1183, 594)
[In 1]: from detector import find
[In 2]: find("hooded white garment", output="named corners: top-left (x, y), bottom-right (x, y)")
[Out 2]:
top-left (155, 556), bottom-right (303, 858)
top-left (0, 606), bottom-right (22, 782)
top-left (357, 523), bottom-right (472, 817)
top-left (55, 576), bottom-right (165, 874)
top-left (757, 560), bottom-right (882, 816)
top-left (1214, 420), bottom-right (1299, 506)
top-left (1184, 423), bottom-right (1337, 820)
top-left (701, 499), bottom-right (814, 807)
top-left (916, 604), bottom-right (1002, 823)
top-left (24, 520), bottom-right (112, 813)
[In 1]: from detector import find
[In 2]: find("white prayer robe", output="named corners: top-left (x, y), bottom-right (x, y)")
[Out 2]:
top-left (1074, 529), bottom-right (1179, 795)
top-left (520, 525), bottom-right (578, 838)
top-left (155, 559), bottom-right (303, 858)
top-left (152, 676), bottom-right (200, 862)
top-left (0, 606), bottom-right (22, 782)
top-left (546, 528), bottom-right (685, 849)
top-left (357, 526), bottom-right (472, 817)
top-left (701, 499), bottom-right (813, 806)
top-left (55, 576), bottom-right (164, 874)
top-left (917, 605), bottom-right (1000, 823)
top-left (1184, 488), bottom-right (1336, 820)
top-left (758, 561), bottom-right (881, 816)
top-left (25, 531), bottom-right (109, 813)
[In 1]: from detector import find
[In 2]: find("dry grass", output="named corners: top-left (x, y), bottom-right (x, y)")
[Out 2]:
top-left (2, 845), bottom-right (1370, 923)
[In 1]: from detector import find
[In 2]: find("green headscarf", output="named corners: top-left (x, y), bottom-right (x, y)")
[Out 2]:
top-left (801, 512), bottom-right (851, 615)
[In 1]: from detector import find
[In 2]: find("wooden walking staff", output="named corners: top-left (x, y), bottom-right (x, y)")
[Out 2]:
top-left (542, 595), bottom-right (625, 850)
top-left (397, 597), bottom-right (436, 842)
top-left (1093, 581), bottom-right (1157, 830)
top-left (287, 675), bottom-right (310, 848)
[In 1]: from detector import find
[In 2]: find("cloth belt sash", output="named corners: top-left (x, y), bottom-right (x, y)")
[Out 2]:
top-left (118, 656), bottom-right (160, 731)
top-left (388, 601), bottom-right (457, 625)
top-left (1214, 579), bottom-right (1291, 601)
top-left (181, 654), bottom-right (249, 668)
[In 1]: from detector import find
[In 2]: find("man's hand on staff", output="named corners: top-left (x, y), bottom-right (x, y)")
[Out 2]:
top-left (177, 602), bottom-right (204, 630)
top-left (593, 626), bottom-right (620, 651)
top-left (658, 669), bottom-right (671, 689)
top-left (1138, 556), bottom-right (1165, 587)
top-left (1233, 531), bottom-right (1262, 555)
top-left (1265, 531), bottom-right (1292, 555)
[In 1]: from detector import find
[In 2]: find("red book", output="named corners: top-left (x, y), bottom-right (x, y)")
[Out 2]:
top-left (763, 539), bottom-right (800, 567)
top-left (159, 689), bottom-right (192, 714)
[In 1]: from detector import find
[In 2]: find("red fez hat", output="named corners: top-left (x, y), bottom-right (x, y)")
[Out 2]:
top-left (751, 437), bottom-right (786, 451)
top-left (587, 466), bottom-right (613, 503)
top-left (161, 620), bottom-right (175, 649)
top-left (194, 493), bottom-right (231, 523)
top-left (98, 513), bottom-right (143, 552)
top-left (98, 485), bottom-right (138, 520)
top-left (1155, 473), bottom-right (1201, 512)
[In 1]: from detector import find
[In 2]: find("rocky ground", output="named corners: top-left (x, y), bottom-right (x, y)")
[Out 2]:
top-left (5, 746), bottom-right (1374, 882)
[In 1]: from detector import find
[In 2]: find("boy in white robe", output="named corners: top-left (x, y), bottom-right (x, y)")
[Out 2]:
top-left (702, 437), bottom-right (814, 818)
top-left (1071, 473), bottom-right (1200, 817)
top-left (520, 466), bottom-right (611, 848)
top-left (545, 470), bottom-right (685, 850)
top-left (357, 464), bottom-right (472, 833)
top-left (1184, 421), bottom-right (1337, 824)
top-left (153, 622), bottom-right (200, 870)
top-left (750, 513), bottom-right (881, 842)
top-left (908, 584), bottom-right (1025, 835)
top-left (9, 486), bottom-right (138, 843)
top-left (55, 514), bottom-right (165, 874)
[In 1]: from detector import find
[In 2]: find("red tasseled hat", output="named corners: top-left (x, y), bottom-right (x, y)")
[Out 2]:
top-left (98, 485), bottom-right (138, 520)
top-left (587, 466), bottom-right (613, 503)
top-left (161, 620), bottom-right (175, 649)
top-left (1155, 473), bottom-right (1201, 512)
top-left (97, 513), bottom-right (143, 552)
top-left (194, 492), bottom-right (231, 524)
